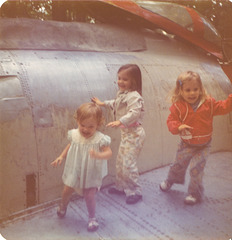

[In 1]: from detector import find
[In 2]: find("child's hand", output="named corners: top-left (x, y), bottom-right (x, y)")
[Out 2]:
top-left (89, 149), bottom-right (99, 159)
top-left (179, 124), bottom-right (193, 140)
top-left (107, 120), bottom-right (122, 128)
top-left (89, 146), bottom-right (112, 160)
top-left (91, 97), bottom-right (104, 106)
top-left (51, 156), bottom-right (63, 167)
top-left (178, 124), bottom-right (193, 132)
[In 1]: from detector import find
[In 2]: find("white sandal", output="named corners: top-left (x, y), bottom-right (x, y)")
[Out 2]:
top-left (87, 218), bottom-right (99, 232)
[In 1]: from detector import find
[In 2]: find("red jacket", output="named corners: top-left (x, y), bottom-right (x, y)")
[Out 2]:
top-left (167, 94), bottom-right (232, 145)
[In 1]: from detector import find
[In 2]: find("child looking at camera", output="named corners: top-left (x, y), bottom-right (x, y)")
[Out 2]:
top-left (92, 64), bottom-right (145, 205)
top-left (160, 71), bottom-right (232, 205)
top-left (51, 102), bottom-right (112, 232)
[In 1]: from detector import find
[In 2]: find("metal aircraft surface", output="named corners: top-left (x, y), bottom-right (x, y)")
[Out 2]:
top-left (0, 0), bottom-right (232, 221)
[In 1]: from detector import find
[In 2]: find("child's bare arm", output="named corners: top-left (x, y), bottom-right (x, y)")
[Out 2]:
top-left (51, 143), bottom-right (71, 167)
top-left (107, 120), bottom-right (122, 128)
top-left (89, 146), bottom-right (112, 160)
top-left (91, 97), bottom-right (105, 107)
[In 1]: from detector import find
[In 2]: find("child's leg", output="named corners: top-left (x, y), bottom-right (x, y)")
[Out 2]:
top-left (114, 141), bottom-right (125, 192)
top-left (84, 188), bottom-right (99, 232)
top-left (57, 185), bottom-right (74, 217)
top-left (167, 141), bottom-right (194, 184)
top-left (61, 185), bottom-right (74, 208)
top-left (188, 143), bottom-right (211, 200)
top-left (119, 127), bottom-right (145, 197)
top-left (84, 187), bottom-right (97, 219)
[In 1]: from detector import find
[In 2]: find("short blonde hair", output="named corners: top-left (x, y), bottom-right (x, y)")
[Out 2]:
top-left (74, 102), bottom-right (104, 126)
top-left (171, 71), bottom-right (208, 103)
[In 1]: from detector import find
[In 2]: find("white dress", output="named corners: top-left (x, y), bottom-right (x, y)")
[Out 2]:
top-left (62, 129), bottom-right (111, 192)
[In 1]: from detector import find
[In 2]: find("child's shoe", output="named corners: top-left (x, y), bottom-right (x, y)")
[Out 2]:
top-left (57, 203), bottom-right (67, 218)
top-left (184, 195), bottom-right (198, 205)
top-left (108, 187), bottom-right (125, 195)
top-left (126, 194), bottom-right (142, 204)
top-left (159, 180), bottom-right (172, 192)
top-left (87, 218), bottom-right (99, 232)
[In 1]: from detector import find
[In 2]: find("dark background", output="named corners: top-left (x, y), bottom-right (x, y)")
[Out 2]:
top-left (1, 0), bottom-right (231, 39)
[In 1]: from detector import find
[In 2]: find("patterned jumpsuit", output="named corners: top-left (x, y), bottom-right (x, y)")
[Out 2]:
top-left (104, 90), bottom-right (145, 197)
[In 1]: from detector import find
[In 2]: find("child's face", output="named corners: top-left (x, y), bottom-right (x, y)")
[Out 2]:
top-left (117, 69), bottom-right (132, 92)
top-left (181, 79), bottom-right (201, 104)
top-left (77, 117), bottom-right (98, 139)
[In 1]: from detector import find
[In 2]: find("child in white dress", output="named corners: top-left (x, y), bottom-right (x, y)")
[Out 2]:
top-left (51, 102), bottom-right (112, 232)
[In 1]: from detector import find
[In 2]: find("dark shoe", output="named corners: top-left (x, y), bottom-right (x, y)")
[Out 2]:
top-left (57, 203), bottom-right (67, 218)
top-left (126, 194), bottom-right (142, 204)
top-left (108, 187), bottom-right (125, 195)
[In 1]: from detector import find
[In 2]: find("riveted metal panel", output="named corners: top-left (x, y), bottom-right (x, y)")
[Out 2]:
top-left (0, 18), bottom-right (146, 52)
top-left (0, 16), bottom-right (232, 221)
top-left (0, 76), bottom-right (37, 219)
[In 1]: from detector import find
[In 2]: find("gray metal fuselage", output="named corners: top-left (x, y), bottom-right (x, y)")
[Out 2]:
top-left (0, 18), bottom-right (232, 220)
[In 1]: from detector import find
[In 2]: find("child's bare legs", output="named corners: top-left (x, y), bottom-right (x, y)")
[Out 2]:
top-left (62, 185), bottom-right (74, 207)
top-left (84, 187), bottom-right (99, 231)
top-left (57, 185), bottom-right (74, 217)
top-left (84, 187), bottom-right (97, 218)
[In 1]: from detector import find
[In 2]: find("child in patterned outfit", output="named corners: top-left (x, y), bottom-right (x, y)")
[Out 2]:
top-left (51, 102), bottom-right (112, 232)
top-left (160, 71), bottom-right (232, 205)
top-left (92, 64), bottom-right (145, 205)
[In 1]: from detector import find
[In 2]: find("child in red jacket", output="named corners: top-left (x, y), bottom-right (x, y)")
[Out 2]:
top-left (160, 71), bottom-right (232, 205)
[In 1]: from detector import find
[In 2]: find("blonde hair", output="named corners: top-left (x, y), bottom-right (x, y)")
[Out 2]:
top-left (118, 64), bottom-right (142, 95)
top-left (171, 71), bottom-right (208, 103)
top-left (74, 102), bottom-right (104, 126)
